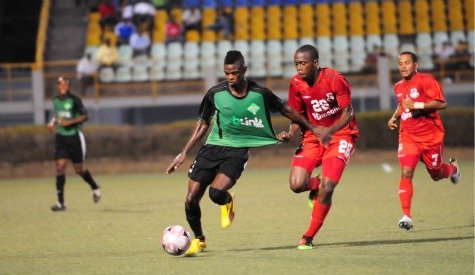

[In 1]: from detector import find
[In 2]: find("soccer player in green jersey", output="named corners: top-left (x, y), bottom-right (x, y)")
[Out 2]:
top-left (47, 77), bottom-right (101, 211)
top-left (166, 50), bottom-right (323, 256)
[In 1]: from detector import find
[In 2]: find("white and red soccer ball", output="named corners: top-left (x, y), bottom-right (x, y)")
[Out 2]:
top-left (161, 225), bottom-right (191, 256)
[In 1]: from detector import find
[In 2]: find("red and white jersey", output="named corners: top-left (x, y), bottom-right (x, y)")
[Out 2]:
top-left (394, 73), bottom-right (445, 143)
top-left (288, 67), bottom-right (359, 143)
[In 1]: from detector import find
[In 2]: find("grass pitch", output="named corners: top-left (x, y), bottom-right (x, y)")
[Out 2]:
top-left (0, 161), bottom-right (473, 274)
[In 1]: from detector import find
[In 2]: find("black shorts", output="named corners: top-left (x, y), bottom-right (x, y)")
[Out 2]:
top-left (188, 144), bottom-right (249, 186)
top-left (55, 132), bottom-right (86, 163)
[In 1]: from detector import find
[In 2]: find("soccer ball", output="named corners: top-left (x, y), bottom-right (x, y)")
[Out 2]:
top-left (161, 225), bottom-right (191, 256)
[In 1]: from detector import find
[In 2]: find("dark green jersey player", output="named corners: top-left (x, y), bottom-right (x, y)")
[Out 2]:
top-left (165, 50), bottom-right (321, 256)
top-left (47, 77), bottom-right (101, 211)
top-left (201, 79), bottom-right (284, 148)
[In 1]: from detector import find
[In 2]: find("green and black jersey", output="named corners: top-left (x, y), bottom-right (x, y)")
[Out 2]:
top-left (52, 93), bottom-right (87, 136)
top-left (198, 80), bottom-right (285, 148)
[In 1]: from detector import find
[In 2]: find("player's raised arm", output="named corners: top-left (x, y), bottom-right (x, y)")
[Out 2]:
top-left (166, 119), bottom-right (210, 174)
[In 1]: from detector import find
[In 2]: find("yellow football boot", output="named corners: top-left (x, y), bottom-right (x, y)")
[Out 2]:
top-left (184, 238), bottom-right (206, 257)
top-left (220, 193), bottom-right (235, 228)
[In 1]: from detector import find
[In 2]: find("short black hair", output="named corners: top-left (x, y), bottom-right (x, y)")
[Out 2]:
top-left (399, 51), bottom-right (418, 62)
top-left (224, 50), bottom-right (245, 67)
top-left (296, 44), bottom-right (319, 60)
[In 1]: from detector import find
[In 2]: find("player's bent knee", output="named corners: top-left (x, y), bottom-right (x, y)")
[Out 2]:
top-left (208, 187), bottom-right (228, 205)
top-left (289, 183), bottom-right (305, 193)
top-left (289, 177), bottom-right (307, 193)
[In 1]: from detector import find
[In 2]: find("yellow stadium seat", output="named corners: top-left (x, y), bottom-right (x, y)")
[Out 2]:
top-left (398, 0), bottom-right (414, 35)
top-left (431, 0), bottom-right (447, 32)
top-left (87, 31), bottom-right (101, 46)
top-left (316, 3), bottom-right (331, 37)
top-left (299, 5), bottom-right (314, 37)
top-left (171, 8), bottom-right (183, 22)
top-left (153, 10), bottom-right (167, 43)
top-left (365, 1), bottom-right (380, 35)
top-left (250, 7), bottom-right (265, 40)
top-left (89, 12), bottom-right (100, 23)
top-left (186, 30), bottom-right (200, 42)
top-left (448, 0), bottom-right (464, 31)
top-left (349, 2), bottom-right (364, 36)
top-left (381, 1), bottom-right (397, 34)
top-left (283, 6), bottom-right (298, 39)
top-left (465, 0), bottom-right (474, 30)
top-left (234, 7), bottom-right (249, 40)
top-left (153, 29), bottom-right (165, 43)
top-left (332, 2), bottom-right (347, 36)
top-left (202, 8), bottom-right (217, 41)
top-left (415, 0), bottom-right (431, 33)
top-left (267, 6), bottom-right (282, 40)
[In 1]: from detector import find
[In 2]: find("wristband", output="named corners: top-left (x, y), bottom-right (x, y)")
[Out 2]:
top-left (413, 102), bottom-right (425, 109)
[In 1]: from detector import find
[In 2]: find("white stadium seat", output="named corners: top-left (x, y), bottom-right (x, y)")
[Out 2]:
top-left (350, 35), bottom-right (365, 72)
top-left (416, 32), bottom-right (434, 70)
top-left (266, 39), bottom-right (283, 77)
top-left (333, 35), bottom-right (350, 72)
top-left (183, 42), bottom-right (200, 79)
top-left (315, 36), bottom-right (333, 68)
top-left (166, 42), bottom-right (183, 80)
top-left (249, 40), bottom-right (266, 78)
top-left (115, 65), bottom-right (132, 82)
top-left (283, 39), bottom-right (299, 77)
top-left (99, 67), bottom-right (115, 83)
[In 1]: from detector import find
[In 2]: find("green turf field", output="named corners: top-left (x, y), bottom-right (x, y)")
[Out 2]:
top-left (0, 162), bottom-right (473, 274)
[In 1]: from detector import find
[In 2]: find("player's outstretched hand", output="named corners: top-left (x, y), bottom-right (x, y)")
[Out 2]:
top-left (166, 153), bottom-right (185, 174)
top-left (276, 131), bottom-right (293, 142)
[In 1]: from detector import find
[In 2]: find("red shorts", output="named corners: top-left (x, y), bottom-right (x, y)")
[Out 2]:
top-left (398, 138), bottom-right (444, 172)
top-left (291, 136), bottom-right (356, 182)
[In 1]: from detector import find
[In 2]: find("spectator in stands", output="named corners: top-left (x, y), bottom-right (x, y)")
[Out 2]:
top-left (433, 41), bottom-right (455, 70)
top-left (96, 38), bottom-right (120, 71)
top-left (165, 15), bottom-right (184, 45)
top-left (182, 7), bottom-right (202, 34)
top-left (207, 8), bottom-right (234, 40)
top-left (133, 0), bottom-right (156, 31)
top-left (115, 17), bottom-right (136, 46)
top-left (452, 40), bottom-right (472, 70)
top-left (77, 53), bottom-right (97, 96)
top-left (129, 26), bottom-right (151, 56)
top-left (434, 41), bottom-right (456, 83)
top-left (120, 0), bottom-right (134, 21)
top-left (361, 45), bottom-right (380, 74)
top-left (98, 0), bottom-right (118, 31)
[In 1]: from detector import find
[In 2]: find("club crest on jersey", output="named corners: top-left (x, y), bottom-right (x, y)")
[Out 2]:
top-left (247, 103), bottom-right (260, 115)
top-left (409, 88), bottom-right (419, 99)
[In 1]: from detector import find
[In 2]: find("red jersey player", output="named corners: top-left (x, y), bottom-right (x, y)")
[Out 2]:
top-left (387, 51), bottom-right (461, 231)
top-left (277, 45), bottom-right (359, 249)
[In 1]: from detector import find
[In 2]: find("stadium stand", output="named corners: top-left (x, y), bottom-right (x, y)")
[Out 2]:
top-left (5, 0), bottom-right (474, 97)
top-left (79, 0), bottom-right (474, 86)
top-left (1, 0), bottom-right (473, 126)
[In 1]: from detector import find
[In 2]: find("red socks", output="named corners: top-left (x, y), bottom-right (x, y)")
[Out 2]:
top-left (398, 178), bottom-right (413, 217)
top-left (304, 201), bottom-right (331, 238)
